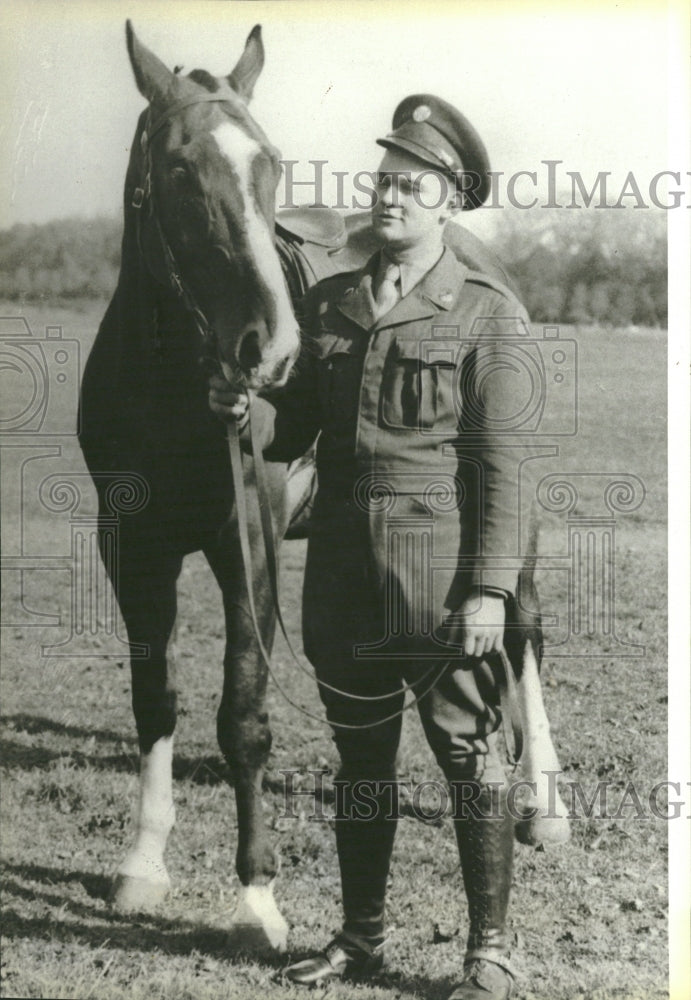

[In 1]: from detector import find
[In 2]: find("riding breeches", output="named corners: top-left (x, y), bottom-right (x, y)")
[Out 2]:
top-left (302, 512), bottom-right (508, 787)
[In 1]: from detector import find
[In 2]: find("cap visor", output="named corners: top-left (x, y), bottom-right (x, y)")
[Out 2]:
top-left (375, 136), bottom-right (453, 175)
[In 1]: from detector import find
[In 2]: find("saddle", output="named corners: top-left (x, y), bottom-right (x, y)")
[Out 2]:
top-left (274, 207), bottom-right (350, 540)
top-left (275, 206), bottom-right (349, 302)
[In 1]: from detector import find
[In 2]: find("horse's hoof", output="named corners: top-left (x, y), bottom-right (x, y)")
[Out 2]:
top-left (515, 813), bottom-right (571, 847)
top-left (227, 884), bottom-right (289, 952)
top-left (110, 873), bottom-right (171, 913)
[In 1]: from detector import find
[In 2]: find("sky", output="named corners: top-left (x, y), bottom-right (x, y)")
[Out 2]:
top-left (1, 0), bottom-right (687, 236)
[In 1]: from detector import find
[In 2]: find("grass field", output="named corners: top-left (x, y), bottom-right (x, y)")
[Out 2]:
top-left (1, 300), bottom-right (670, 999)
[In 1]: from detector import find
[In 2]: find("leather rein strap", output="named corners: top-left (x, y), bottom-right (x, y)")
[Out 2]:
top-left (228, 402), bottom-right (524, 759)
top-left (225, 414), bottom-right (449, 731)
top-left (495, 644), bottom-right (524, 767)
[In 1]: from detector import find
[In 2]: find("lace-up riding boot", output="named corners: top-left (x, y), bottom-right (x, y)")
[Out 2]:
top-left (451, 782), bottom-right (515, 999)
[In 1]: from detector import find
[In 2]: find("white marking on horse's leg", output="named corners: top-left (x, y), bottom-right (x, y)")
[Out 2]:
top-left (111, 735), bottom-right (175, 910)
top-left (515, 643), bottom-right (570, 846)
top-left (227, 881), bottom-right (289, 952)
top-left (211, 122), bottom-right (299, 374)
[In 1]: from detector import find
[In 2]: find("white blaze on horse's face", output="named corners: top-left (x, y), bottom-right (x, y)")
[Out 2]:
top-left (211, 121), bottom-right (299, 389)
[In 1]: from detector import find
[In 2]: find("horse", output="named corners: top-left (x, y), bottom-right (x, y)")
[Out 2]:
top-left (79, 21), bottom-right (568, 953)
top-left (79, 21), bottom-right (307, 948)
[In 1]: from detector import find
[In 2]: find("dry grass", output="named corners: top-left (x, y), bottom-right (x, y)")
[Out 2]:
top-left (1, 303), bottom-right (668, 999)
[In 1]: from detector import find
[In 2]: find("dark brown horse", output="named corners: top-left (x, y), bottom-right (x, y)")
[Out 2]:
top-left (79, 22), bottom-right (308, 946)
top-left (79, 22), bottom-right (568, 950)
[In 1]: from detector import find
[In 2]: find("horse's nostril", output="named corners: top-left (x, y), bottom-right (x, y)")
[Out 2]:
top-left (237, 329), bottom-right (263, 373)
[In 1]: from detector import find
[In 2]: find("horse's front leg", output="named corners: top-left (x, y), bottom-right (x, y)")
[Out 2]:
top-left (205, 470), bottom-right (289, 952)
top-left (109, 544), bottom-right (183, 912)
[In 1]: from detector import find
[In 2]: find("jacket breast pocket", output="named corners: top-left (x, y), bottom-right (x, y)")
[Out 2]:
top-left (381, 337), bottom-right (460, 431)
top-left (316, 336), bottom-right (365, 429)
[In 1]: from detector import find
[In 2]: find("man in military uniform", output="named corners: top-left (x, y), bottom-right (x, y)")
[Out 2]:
top-left (210, 95), bottom-right (531, 1000)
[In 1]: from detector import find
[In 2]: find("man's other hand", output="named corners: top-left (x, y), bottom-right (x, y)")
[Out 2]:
top-left (449, 590), bottom-right (506, 658)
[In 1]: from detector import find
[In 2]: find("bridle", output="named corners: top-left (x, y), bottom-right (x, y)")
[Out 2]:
top-left (131, 92), bottom-right (241, 350)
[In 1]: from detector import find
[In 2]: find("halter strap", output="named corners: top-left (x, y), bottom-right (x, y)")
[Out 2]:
top-left (146, 93), bottom-right (238, 143)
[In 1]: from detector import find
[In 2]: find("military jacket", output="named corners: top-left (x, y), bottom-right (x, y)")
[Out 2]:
top-left (251, 246), bottom-right (535, 638)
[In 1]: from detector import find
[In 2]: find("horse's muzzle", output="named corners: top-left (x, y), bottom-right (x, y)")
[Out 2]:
top-left (231, 321), bottom-right (299, 389)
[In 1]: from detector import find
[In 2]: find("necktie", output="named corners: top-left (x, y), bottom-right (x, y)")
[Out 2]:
top-left (373, 262), bottom-right (401, 319)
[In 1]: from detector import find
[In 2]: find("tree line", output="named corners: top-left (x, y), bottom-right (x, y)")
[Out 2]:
top-left (0, 217), bottom-right (122, 302)
top-left (0, 208), bottom-right (667, 327)
top-left (489, 206), bottom-right (667, 327)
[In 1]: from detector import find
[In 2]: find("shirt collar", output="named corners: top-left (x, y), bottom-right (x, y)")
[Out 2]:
top-left (337, 246), bottom-right (468, 330)
top-left (379, 244), bottom-right (445, 297)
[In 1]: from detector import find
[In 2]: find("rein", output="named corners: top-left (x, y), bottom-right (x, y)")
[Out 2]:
top-left (226, 412), bottom-right (453, 732)
top-left (228, 403), bottom-right (524, 759)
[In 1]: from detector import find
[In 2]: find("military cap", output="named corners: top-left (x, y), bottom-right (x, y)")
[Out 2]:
top-left (376, 94), bottom-right (491, 210)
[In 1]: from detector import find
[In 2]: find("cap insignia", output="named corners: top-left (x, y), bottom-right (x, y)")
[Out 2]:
top-left (412, 104), bottom-right (432, 122)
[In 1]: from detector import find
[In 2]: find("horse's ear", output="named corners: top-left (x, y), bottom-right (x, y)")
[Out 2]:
top-left (126, 20), bottom-right (175, 104)
top-left (227, 24), bottom-right (264, 102)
